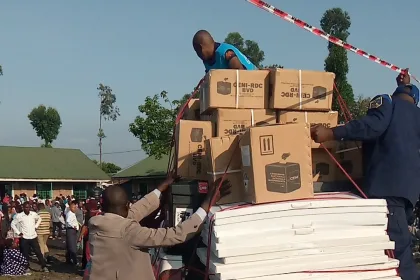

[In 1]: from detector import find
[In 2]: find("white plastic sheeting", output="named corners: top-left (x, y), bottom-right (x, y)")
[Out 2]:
top-left (198, 192), bottom-right (400, 280)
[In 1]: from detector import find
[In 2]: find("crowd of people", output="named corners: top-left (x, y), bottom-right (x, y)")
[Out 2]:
top-left (0, 29), bottom-right (416, 279)
top-left (0, 192), bottom-right (101, 276)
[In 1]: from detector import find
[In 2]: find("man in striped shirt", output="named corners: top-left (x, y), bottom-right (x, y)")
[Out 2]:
top-left (37, 203), bottom-right (51, 262)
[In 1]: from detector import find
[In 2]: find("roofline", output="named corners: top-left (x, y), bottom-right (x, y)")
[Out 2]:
top-left (0, 179), bottom-right (110, 183)
top-left (112, 175), bottom-right (166, 180)
top-left (114, 159), bottom-right (143, 175)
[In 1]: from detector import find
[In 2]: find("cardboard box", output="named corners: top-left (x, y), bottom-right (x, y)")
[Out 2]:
top-left (175, 120), bottom-right (212, 180)
top-left (312, 149), bottom-right (337, 182)
top-left (205, 136), bottom-right (244, 204)
top-left (181, 99), bottom-right (200, 121)
top-left (180, 99), bottom-right (211, 121)
top-left (276, 110), bottom-right (338, 148)
top-left (212, 109), bottom-right (276, 137)
top-left (269, 69), bottom-right (335, 111)
top-left (240, 123), bottom-right (314, 204)
top-left (334, 141), bottom-right (363, 181)
top-left (199, 70), bottom-right (270, 114)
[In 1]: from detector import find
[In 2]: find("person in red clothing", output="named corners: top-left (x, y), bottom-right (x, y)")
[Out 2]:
top-left (81, 208), bottom-right (102, 279)
top-left (78, 199), bottom-right (101, 270)
top-left (2, 194), bottom-right (10, 205)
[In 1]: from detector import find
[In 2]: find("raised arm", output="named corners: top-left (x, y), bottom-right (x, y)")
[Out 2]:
top-left (127, 190), bottom-right (161, 222)
top-left (125, 209), bottom-right (206, 248)
top-left (127, 173), bottom-right (178, 222)
top-left (126, 178), bottom-right (231, 248)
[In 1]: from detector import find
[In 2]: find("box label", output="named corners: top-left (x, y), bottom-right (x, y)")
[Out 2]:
top-left (216, 80), bottom-right (232, 95)
top-left (259, 135), bottom-right (274, 155)
top-left (224, 124), bottom-right (247, 136)
top-left (265, 162), bottom-right (301, 193)
top-left (198, 181), bottom-right (208, 194)
top-left (216, 80), bottom-right (265, 96)
top-left (233, 82), bottom-right (264, 94)
top-left (192, 144), bottom-right (204, 176)
top-left (190, 128), bottom-right (204, 142)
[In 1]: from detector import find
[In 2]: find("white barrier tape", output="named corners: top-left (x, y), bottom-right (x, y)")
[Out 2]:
top-left (246, 0), bottom-right (419, 83)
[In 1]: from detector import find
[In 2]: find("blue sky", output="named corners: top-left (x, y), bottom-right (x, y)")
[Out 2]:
top-left (0, 0), bottom-right (418, 168)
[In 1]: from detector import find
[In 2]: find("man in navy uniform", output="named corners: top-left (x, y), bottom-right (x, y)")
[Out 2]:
top-left (311, 70), bottom-right (420, 280)
top-left (192, 30), bottom-right (257, 72)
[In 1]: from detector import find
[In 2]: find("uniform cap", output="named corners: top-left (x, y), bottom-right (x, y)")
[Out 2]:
top-left (393, 84), bottom-right (419, 105)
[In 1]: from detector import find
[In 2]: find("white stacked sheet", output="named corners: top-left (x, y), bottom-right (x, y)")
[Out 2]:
top-left (197, 192), bottom-right (400, 280)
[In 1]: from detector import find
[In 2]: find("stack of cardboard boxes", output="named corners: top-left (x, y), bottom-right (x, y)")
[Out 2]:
top-left (175, 68), bottom-right (362, 205)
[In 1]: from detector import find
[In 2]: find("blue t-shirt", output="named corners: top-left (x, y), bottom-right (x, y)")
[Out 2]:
top-left (204, 43), bottom-right (257, 72)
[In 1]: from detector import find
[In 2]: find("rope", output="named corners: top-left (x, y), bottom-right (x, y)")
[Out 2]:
top-left (152, 77), bottom-right (205, 272)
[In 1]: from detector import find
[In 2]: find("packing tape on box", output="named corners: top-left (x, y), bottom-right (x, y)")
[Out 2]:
top-left (298, 69), bottom-right (302, 109)
top-left (207, 169), bottom-right (242, 181)
top-left (246, 0), bottom-right (419, 83)
top-left (235, 70), bottom-right (240, 108)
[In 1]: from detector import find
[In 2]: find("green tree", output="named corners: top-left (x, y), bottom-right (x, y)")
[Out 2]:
top-left (97, 84), bottom-right (120, 167)
top-left (0, 65), bottom-right (3, 76)
top-left (349, 95), bottom-right (370, 119)
top-left (129, 91), bottom-right (185, 159)
top-left (320, 8), bottom-right (354, 120)
top-left (92, 159), bottom-right (121, 174)
top-left (264, 64), bottom-right (284, 69)
top-left (28, 105), bottom-right (62, 147)
top-left (224, 32), bottom-right (283, 69)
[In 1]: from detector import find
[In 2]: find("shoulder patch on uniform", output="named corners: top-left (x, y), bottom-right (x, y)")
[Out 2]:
top-left (369, 94), bottom-right (391, 109)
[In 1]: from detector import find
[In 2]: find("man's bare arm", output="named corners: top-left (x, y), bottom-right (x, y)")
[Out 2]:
top-left (225, 50), bottom-right (245, 70)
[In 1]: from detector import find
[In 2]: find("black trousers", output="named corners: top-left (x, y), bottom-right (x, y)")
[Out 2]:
top-left (20, 237), bottom-right (46, 268)
top-left (52, 222), bottom-right (62, 238)
top-left (66, 228), bottom-right (78, 264)
top-left (386, 197), bottom-right (419, 280)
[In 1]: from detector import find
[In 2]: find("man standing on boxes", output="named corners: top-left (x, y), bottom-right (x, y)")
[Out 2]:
top-left (311, 69), bottom-right (420, 280)
top-left (192, 30), bottom-right (257, 72)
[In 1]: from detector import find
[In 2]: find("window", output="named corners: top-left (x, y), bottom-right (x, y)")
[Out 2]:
top-left (4, 185), bottom-right (12, 196)
top-left (36, 183), bottom-right (52, 199)
top-left (139, 183), bottom-right (148, 196)
top-left (73, 184), bottom-right (88, 200)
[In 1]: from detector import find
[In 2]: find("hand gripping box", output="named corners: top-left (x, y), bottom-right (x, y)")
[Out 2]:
top-left (240, 123), bottom-right (314, 204)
